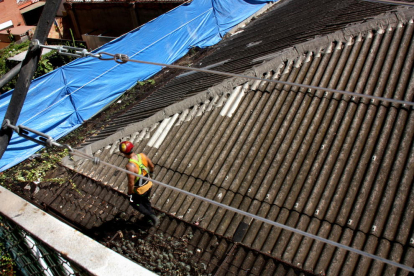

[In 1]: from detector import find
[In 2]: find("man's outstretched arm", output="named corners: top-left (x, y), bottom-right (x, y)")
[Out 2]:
top-left (126, 163), bottom-right (137, 195)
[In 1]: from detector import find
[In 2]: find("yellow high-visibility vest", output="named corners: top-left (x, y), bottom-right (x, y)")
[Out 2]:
top-left (129, 153), bottom-right (152, 194)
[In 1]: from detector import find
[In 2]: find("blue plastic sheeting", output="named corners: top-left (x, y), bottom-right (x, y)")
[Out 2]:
top-left (0, 0), bottom-right (275, 172)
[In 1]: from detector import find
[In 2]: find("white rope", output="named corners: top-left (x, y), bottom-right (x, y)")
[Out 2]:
top-left (70, 149), bottom-right (414, 273)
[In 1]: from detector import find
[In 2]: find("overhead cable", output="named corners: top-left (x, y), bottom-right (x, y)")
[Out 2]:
top-left (362, 0), bottom-right (414, 7)
top-left (4, 119), bottom-right (414, 273)
top-left (99, 52), bottom-right (414, 107)
top-left (33, 43), bottom-right (414, 107)
top-left (69, 148), bottom-right (414, 273)
top-left (5, 40), bottom-right (414, 272)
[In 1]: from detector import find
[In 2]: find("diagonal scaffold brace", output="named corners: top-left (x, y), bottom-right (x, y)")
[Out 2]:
top-left (0, 0), bottom-right (62, 159)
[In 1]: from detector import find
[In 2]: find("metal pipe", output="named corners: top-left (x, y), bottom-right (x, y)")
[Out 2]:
top-left (0, 0), bottom-right (62, 159)
top-left (0, 62), bottom-right (22, 91)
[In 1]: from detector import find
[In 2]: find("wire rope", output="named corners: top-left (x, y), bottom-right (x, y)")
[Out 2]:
top-left (362, 0), bottom-right (414, 7)
top-left (69, 148), bottom-right (414, 273)
top-left (29, 41), bottom-right (414, 108)
top-left (10, 39), bottom-right (414, 272)
top-left (97, 52), bottom-right (414, 107)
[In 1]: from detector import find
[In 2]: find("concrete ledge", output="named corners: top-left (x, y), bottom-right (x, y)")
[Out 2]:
top-left (0, 186), bottom-right (156, 276)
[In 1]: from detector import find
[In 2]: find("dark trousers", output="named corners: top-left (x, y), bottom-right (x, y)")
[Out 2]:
top-left (130, 188), bottom-right (155, 217)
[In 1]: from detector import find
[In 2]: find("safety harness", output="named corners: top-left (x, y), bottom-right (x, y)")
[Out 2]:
top-left (129, 154), bottom-right (151, 189)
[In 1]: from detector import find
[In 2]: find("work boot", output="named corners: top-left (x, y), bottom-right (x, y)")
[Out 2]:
top-left (149, 215), bottom-right (160, 227)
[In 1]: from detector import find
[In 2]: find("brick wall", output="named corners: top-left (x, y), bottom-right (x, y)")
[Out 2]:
top-left (0, 0), bottom-right (26, 28)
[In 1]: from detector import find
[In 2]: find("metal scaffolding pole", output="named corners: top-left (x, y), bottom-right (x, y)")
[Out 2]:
top-left (0, 62), bottom-right (22, 90)
top-left (0, 0), bottom-right (61, 159)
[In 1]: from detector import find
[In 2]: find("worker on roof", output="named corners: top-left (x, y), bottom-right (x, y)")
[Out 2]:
top-left (119, 141), bottom-right (159, 227)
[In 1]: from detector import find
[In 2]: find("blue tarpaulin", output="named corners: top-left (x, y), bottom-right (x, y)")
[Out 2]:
top-left (0, 0), bottom-right (274, 172)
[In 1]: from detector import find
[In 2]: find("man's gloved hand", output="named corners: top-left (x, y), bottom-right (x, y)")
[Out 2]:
top-left (129, 194), bottom-right (133, 202)
top-left (149, 172), bottom-right (154, 179)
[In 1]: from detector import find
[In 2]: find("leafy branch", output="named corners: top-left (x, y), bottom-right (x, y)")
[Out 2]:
top-left (0, 147), bottom-right (69, 188)
top-left (0, 241), bottom-right (15, 276)
top-left (1, 42), bottom-right (83, 94)
top-left (109, 230), bottom-right (208, 275)
top-left (136, 79), bottom-right (155, 86)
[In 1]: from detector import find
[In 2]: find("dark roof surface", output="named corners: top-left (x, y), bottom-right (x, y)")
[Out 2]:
top-left (84, 0), bottom-right (414, 145)
top-left (25, 172), bottom-right (311, 275)
top-left (21, 0), bottom-right (414, 275)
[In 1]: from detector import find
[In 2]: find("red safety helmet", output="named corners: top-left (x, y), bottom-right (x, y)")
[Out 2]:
top-left (119, 141), bottom-right (134, 154)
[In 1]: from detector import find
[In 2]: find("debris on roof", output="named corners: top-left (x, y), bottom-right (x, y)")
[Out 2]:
top-left (13, 0), bottom-right (414, 275)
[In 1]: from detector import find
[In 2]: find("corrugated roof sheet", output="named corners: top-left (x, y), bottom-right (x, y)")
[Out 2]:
top-left (25, 0), bottom-right (414, 274)
top-left (66, 10), bottom-right (414, 273)
top-left (83, 0), bottom-right (414, 145)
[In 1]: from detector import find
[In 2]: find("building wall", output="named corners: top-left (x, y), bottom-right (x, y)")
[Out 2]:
top-left (0, 0), bottom-right (27, 29)
top-left (64, 2), bottom-right (182, 40)
top-left (74, 3), bottom-right (137, 37)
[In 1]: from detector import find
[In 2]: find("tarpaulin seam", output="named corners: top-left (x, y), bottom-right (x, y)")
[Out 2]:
top-left (0, 0), bottom-right (274, 172)
top-left (21, 8), bottom-right (215, 127)
top-left (129, 8), bottom-right (214, 59)
top-left (20, 62), bottom-right (120, 126)
top-left (211, 1), bottom-right (223, 38)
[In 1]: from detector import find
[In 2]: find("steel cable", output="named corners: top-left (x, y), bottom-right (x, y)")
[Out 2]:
top-left (29, 42), bottom-right (414, 107)
top-left (362, 0), bottom-right (414, 7)
top-left (3, 97), bottom-right (413, 272)
top-left (97, 52), bottom-right (414, 107)
top-left (69, 148), bottom-right (414, 273)
top-left (9, 39), bottom-right (414, 271)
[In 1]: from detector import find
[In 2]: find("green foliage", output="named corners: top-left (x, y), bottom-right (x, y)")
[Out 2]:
top-left (0, 41), bottom-right (30, 93)
top-left (0, 41), bottom-right (83, 93)
top-left (137, 79), bottom-right (155, 86)
top-left (0, 147), bottom-right (69, 188)
top-left (0, 41), bottom-right (30, 63)
top-left (34, 58), bottom-right (53, 77)
top-left (0, 241), bottom-right (15, 276)
top-left (109, 230), bottom-right (208, 275)
top-left (189, 46), bottom-right (201, 56)
top-left (33, 43), bottom-right (82, 79)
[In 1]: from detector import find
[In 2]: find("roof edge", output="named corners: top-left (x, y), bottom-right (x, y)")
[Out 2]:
top-left (253, 7), bottom-right (414, 76)
top-left (62, 6), bottom-right (414, 168)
